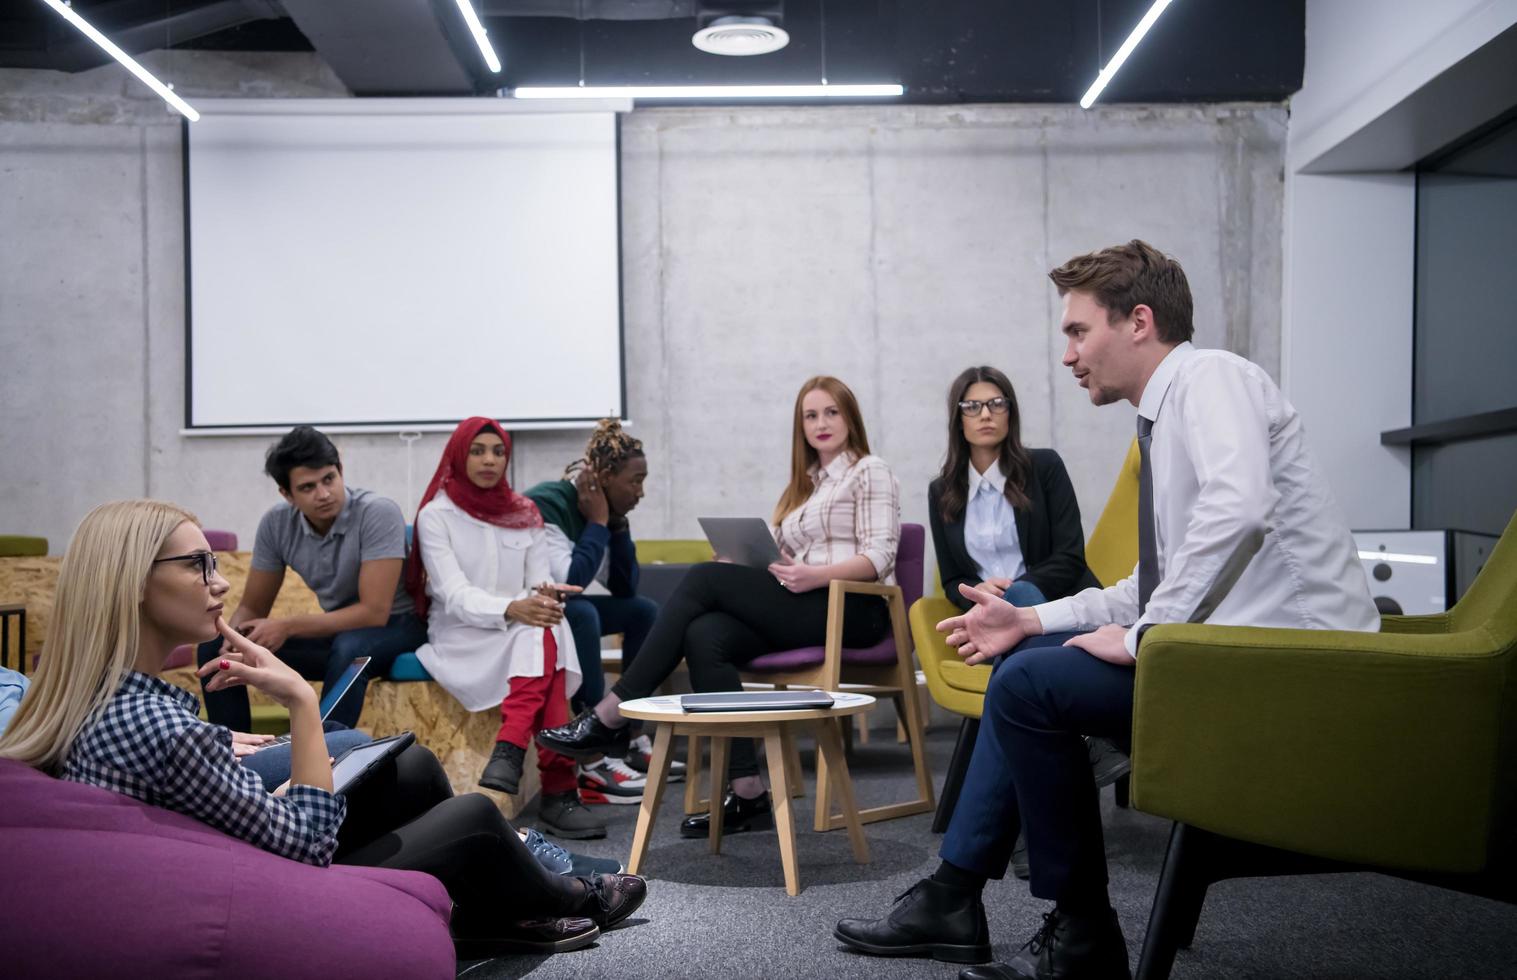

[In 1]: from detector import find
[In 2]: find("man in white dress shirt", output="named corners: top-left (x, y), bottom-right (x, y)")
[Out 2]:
top-left (833, 240), bottom-right (1377, 980)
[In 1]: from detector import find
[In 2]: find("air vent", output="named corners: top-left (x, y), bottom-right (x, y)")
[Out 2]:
top-left (692, 16), bottom-right (790, 56)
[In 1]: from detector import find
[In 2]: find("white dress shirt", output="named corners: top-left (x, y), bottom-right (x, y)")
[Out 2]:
top-left (773, 452), bottom-right (901, 585)
top-left (964, 461), bottom-right (1027, 581)
top-left (414, 490), bottom-right (580, 711)
top-left (1037, 342), bottom-right (1379, 657)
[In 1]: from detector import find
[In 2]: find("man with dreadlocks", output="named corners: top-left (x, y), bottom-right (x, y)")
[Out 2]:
top-left (525, 419), bottom-right (670, 804)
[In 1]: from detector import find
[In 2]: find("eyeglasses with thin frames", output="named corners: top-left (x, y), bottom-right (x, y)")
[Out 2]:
top-left (152, 551), bottom-right (219, 585)
top-left (958, 397), bottom-right (1011, 417)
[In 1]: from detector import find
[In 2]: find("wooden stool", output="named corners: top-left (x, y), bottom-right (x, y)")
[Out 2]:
top-left (619, 692), bottom-right (874, 896)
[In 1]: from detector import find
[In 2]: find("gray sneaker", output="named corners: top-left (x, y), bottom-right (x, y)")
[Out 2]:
top-left (480, 741), bottom-right (526, 794)
top-left (539, 791), bottom-right (608, 840)
top-left (522, 828), bottom-right (625, 876)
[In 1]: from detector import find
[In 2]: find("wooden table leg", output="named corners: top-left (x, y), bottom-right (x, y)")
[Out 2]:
top-left (707, 735), bottom-right (729, 855)
top-left (814, 718), bottom-right (870, 864)
top-left (628, 722), bottom-right (675, 876)
top-left (763, 724), bottom-right (801, 895)
top-left (684, 734), bottom-right (706, 815)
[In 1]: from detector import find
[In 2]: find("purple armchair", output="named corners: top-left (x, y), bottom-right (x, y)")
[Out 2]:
top-left (717, 523), bottom-right (935, 831)
top-left (0, 759), bottom-right (455, 979)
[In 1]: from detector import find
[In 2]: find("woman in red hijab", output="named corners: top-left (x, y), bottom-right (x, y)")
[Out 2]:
top-left (406, 417), bottom-right (605, 840)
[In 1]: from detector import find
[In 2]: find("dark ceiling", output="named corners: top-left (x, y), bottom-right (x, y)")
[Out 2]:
top-left (2, 0), bottom-right (1304, 104)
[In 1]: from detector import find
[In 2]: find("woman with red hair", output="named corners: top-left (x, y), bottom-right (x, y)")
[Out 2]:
top-left (406, 417), bottom-right (603, 840)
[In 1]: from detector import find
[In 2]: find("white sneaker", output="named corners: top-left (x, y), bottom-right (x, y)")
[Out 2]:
top-left (624, 733), bottom-right (686, 783)
top-left (577, 756), bottom-right (646, 805)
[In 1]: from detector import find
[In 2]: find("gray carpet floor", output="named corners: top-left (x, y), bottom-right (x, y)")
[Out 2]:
top-left (459, 726), bottom-right (1517, 980)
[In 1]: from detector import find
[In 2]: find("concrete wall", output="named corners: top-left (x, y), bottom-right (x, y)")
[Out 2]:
top-left (2, 52), bottom-right (1286, 568)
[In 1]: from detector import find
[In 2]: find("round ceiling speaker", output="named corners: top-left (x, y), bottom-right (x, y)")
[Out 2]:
top-left (692, 16), bottom-right (791, 57)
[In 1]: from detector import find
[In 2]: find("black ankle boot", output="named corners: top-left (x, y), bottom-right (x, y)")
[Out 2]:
top-left (963, 906), bottom-right (1129, 980)
top-left (679, 791), bottom-right (773, 838)
top-left (479, 742), bottom-right (525, 794)
top-left (833, 877), bottom-right (993, 963)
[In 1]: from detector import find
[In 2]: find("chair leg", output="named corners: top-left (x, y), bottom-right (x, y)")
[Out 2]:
top-left (1136, 823), bottom-right (1211, 980)
top-left (683, 734), bottom-right (706, 815)
top-left (931, 717), bottom-right (979, 834)
top-left (1114, 772), bottom-right (1131, 809)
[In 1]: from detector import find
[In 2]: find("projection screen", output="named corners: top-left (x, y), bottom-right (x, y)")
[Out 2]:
top-left (184, 100), bottom-right (624, 432)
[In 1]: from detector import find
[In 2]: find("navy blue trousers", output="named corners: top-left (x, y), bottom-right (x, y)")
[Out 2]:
top-left (939, 631), bottom-right (1135, 903)
top-left (564, 594), bottom-right (660, 711)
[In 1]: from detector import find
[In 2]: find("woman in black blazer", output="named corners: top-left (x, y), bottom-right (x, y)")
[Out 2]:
top-left (929, 366), bottom-right (1099, 612)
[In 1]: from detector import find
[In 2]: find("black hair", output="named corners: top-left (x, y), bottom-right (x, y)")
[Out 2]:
top-left (264, 425), bottom-right (342, 492)
top-left (564, 418), bottom-right (645, 479)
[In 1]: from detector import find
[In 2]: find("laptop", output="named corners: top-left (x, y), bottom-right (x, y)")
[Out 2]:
top-left (254, 655), bottom-right (370, 749)
top-left (698, 517), bottom-right (782, 569)
top-left (680, 690), bottom-right (835, 712)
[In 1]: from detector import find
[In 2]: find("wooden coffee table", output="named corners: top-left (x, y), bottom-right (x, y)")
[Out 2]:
top-left (618, 692), bottom-right (875, 896)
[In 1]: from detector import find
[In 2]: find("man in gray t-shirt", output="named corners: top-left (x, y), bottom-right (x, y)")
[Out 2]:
top-left (196, 426), bottom-right (426, 730)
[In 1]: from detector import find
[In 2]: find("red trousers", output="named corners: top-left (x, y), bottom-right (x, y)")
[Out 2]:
top-left (496, 629), bottom-right (576, 796)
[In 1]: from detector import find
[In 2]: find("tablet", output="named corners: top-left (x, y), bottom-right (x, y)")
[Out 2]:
top-left (698, 517), bottom-right (782, 568)
top-left (330, 731), bottom-right (415, 796)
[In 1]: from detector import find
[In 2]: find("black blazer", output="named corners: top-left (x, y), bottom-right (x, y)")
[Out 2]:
top-left (928, 448), bottom-right (1101, 612)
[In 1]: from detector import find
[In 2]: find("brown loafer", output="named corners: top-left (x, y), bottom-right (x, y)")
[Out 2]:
top-left (453, 915), bottom-right (600, 957)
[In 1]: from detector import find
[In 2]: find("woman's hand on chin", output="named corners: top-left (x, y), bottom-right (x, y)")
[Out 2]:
top-left (197, 616), bottom-right (317, 710)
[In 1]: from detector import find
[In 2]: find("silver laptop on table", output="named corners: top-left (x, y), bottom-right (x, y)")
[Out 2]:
top-left (680, 690), bottom-right (835, 712)
top-left (698, 517), bottom-right (782, 569)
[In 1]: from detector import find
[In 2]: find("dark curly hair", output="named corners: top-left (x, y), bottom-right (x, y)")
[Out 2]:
top-left (565, 419), bottom-right (644, 478)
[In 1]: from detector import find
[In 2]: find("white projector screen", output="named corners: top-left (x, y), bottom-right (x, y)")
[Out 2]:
top-left (185, 100), bottom-right (624, 432)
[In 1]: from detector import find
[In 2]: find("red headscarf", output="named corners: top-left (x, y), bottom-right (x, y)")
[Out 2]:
top-left (405, 417), bottom-right (543, 619)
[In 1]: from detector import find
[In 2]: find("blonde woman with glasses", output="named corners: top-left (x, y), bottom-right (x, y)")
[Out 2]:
top-left (0, 500), bottom-right (646, 954)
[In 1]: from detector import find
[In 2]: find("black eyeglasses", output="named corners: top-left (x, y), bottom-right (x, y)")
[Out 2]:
top-left (152, 551), bottom-right (218, 585)
top-left (958, 397), bottom-right (1011, 417)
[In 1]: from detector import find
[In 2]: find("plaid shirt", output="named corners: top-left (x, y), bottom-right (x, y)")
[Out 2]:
top-left (61, 671), bottom-right (346, 867)
top-left (775, 452), bottom-right (901, 585)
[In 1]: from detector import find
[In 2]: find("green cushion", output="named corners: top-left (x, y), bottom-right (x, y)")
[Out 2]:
top-left (0, 536), bottom-right (47, 557)
top-left (638, 539), bottom-right (713, 564)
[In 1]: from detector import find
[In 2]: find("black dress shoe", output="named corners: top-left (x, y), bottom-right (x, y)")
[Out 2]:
top-left (572, 873), bottom-right (649, 930)
top-left (536, 709), bottom-right (632, 761)
top-left (958, 965), bottom-right (1024, 980)
top-left (993, 907), bottom-right (1131, 980)
top-left (452, 915), bottom-right (600, 956)
top-left (833, 877), bottom-right (993, 964)
top-left (679, 791), bottom-right (773, 838)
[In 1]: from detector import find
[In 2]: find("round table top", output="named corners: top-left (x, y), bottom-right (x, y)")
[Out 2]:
top-left (619, 691), bottom-right (876, 724)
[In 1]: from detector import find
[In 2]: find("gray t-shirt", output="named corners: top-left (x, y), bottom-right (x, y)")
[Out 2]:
top-left (251, 485), bottom-right (414, 617)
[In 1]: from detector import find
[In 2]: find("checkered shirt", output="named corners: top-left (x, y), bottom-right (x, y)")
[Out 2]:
top-left (60, 670), bottom-right (346, 867)
top-left (774, 452), bottom-right (901, 585)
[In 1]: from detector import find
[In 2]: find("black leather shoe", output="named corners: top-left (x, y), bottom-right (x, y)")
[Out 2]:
top-left (984, 907), bottom-right (1131, 980)
top-left (679, 791), bottom-right (773, 838)
top-left (479, 741), bottom-right (525, 794)
top-left (572, 873), bottom-right (648, 930)
top-left (1086, 737), bottom-right (1132, 789)
top-left (536, 710), bottom-right (632, 761)
top-left (833, 877), bottom-right (993, 964)
top-left (452, 915), bottom-right (600, 956)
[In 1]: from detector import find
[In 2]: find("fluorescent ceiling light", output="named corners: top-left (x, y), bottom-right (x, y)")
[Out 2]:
top-left (1079, 0), bottom-right (1175, 109)
top-left (512, 83), bottom-right (904, 101)
top-left (1358, 551), bottom-right (1439, 565)
top-left (41, 0), bottom-right (199, 121)
top-left (453, 0), bottom-right (502, 73)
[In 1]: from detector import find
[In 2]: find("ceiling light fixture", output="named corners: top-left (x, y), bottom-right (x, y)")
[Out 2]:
top-left (40, 0), bottom-right (199, 121)
top-left (1079, 0), bottom-right (1176, 109)
top-left (512, 83), bottom-right (903, 101)
top-left (692, 16), bottom-right (791, 57)
top-left (453, 0), bottom-right (502, 74)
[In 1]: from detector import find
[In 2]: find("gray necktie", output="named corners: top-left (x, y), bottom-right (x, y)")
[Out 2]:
top-left (1136, 415), bottom-right (1158, 615)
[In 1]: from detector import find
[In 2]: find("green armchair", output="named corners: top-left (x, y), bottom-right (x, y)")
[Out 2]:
top-left (1130, 509), bottom-right (1517, 979)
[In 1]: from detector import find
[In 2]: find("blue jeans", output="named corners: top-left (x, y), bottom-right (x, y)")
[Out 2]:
top-left (939, 630), bottom-right (1135, 904)
top-left (1002, 580), bottom-right (1048, 607)
top-left (196, 612), bottom-right (427, 730)
top-left (239, 725), bottom-right (374, 792)
top-left (564, 595), bottom-right (660, 711)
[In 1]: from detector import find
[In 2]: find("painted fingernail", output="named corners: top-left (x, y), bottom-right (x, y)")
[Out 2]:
top-left (220, 660), bottom-right (230, 669)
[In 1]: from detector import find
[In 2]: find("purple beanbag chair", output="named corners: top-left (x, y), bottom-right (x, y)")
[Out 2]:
top-left (0, 759), bottom-right (455, 979)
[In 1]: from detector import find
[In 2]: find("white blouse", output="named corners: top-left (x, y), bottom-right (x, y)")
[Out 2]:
top-left (773, 452), bottom-right (901, 585)
top-left (964, 460), bottom-right (1026, 581)
top-left (413, 490), bottom-right (579, 712)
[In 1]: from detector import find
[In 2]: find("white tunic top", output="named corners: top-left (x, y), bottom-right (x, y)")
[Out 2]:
top-left (413, 490), bottom-right (580, 711)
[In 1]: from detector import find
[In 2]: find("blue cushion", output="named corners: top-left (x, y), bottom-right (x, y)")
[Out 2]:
top-left (388, 652), bottom-right (432, 682)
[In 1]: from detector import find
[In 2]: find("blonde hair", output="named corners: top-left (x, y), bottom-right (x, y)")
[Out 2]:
top-left (0, 500), bottom-right (198, 773)
top-left (772, 376), bottom-right (872, 525)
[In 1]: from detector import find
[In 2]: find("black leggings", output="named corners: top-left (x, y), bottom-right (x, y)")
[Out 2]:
top-left (611, 562), bottom-right (890, 780)
top-left (335, 745), bottom-right (581, 933)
